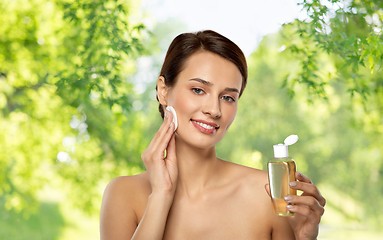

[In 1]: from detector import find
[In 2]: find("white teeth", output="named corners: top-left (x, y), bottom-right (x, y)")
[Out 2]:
top-left (193, 121), bottom-right (216, 130)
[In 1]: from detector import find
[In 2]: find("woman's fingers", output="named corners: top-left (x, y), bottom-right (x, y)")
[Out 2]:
top-left (286, 204), bottom-right (323, 224)
top-left (295, 171), bottom-right (312, 183)
top-left (264, 183), bottom-right (271, 197)
top-left (164, 134), bottom-right (178, 183)
top-left (290, 172), bottom-right (326, 207)
top-left (284, 195), bottom-right (324, 215)
top-left (152, 110), bottom-right (174, 147)
top-left (289, 181), bottom-right (321, 203)
top-left (285, 195), bottom-right (325, 224)
top-left (157, 113), bottom-right (175, 158)
top-left (166, 131), bottom-right (177, 162)
top-left (143, 110), bottom-right (174, 160)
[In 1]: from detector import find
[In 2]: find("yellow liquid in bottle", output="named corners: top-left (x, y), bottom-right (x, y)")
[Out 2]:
top-left (268, 160), bottom-right (297, 216)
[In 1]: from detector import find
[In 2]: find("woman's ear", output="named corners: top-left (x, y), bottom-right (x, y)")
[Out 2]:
top-left (157, 76), bottom-right (168, 106)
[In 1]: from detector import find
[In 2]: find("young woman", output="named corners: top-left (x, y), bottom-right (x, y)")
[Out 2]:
top-left (100, 30), bottom-right (326, 240)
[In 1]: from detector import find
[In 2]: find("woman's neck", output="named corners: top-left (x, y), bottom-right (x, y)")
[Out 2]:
top-left (174, 135), bottom-right (224, 198)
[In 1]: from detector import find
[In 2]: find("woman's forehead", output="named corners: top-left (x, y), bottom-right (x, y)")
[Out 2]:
top-left (176, 51), bottom-right (243, 89)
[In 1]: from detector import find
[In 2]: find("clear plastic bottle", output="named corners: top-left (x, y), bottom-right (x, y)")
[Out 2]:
top-left (267, 135), bottom-right (298, 216)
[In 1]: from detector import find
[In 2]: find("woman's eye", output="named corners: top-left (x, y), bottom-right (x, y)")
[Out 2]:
top-left (222, 96), bottom-right (235, 102)
top-left (192, 88), bottom-right (204, 94)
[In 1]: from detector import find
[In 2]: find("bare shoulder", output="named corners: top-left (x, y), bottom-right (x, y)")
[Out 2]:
top-left (105, 172), bottom-right (150, 194)
top-left (102, 172), bottom-right (151, 206)
top-left (219, 160), bottom-right (271, 207)
top-left (100, 172), bottom-right (151, 240)
top-left (221, 160), bottom-right (268, 188)
top-left (222, 161), bottom-right (296, 239)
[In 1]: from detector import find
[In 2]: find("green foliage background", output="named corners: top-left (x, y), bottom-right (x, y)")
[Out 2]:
top-left (0, 0), bottom-right (382, 239)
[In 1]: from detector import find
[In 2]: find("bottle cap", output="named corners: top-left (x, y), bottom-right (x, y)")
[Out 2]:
top-left (284, 134), bottom-right (298, 146)
top-left (273, 144), bottom-right (288, 158)
top-left (273, 134), bottom-right (298, 158)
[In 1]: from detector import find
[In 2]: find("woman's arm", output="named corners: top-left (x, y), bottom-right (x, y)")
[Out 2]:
top-left (100, 109), bottom-right (178, 240)
top-left (100, 177), bottom-right (140, 239)
top-left (100, 176), bottom-right (175, 240)
top-left (270, 214), bottom-right (296, 240)
top-left (131, 192), bottom-right (174, 239)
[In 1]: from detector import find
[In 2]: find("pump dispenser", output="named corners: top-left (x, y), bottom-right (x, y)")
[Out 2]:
top-left (268, 134), bottom-right (298, 216)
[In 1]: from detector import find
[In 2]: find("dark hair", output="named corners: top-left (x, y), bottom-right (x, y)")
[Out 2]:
top-left (157, 30), bottom-right (248, 118)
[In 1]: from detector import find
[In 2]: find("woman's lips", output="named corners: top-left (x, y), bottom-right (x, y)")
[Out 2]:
top-left (191, 119), bottom-right (219, 134)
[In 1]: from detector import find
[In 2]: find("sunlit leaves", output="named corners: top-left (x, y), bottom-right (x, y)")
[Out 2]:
top-left (56, 0), bottom-right (148, 110)
top-left (217, 30), bottom-right (383, 228)
top-left (287, 0), bottom-right (383, 104)
top-left (0, 0), bottom-right (149, 215)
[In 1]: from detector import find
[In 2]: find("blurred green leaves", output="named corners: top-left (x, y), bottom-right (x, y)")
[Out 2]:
top-left (1, 0), bottom-right (383, 238)
top-left (217, 20), bottom-right (383, 229)
top-left (284, 0), bottom-right (383, 104)
top-left (0, 0), bottom-right (150, 216)
top-left (56, 0), bottom-right (147, 109)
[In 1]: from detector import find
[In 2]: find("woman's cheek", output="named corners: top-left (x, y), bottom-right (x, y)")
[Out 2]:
top-left (178, 95), bottom-right (196, 111)
top-left (224, 108), bottom-right (237, 131)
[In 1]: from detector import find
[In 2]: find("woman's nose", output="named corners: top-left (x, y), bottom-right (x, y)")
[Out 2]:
top-left (202, 96), bottom-right (221, 119)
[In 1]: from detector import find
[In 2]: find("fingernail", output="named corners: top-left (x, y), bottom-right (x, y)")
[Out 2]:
top-left (289, 182), bottom-right (297, 187)
top-left (297, 171), bottom-right (303, 177)
top-left (165, 110), bottom-right (169, 118)
top-left (286, 205), bottom-right (294, 210)
top-left (284, 195), bottom-right (292, 202)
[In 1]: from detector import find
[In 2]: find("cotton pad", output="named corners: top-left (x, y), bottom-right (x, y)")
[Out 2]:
top-left (166, 106), bottom-right (178, 131)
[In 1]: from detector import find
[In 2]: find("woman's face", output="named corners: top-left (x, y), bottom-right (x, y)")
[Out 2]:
top-left (162, 51), bottom-right (242, 149)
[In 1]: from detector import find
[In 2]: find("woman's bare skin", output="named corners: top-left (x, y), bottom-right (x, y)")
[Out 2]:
top-left (102, 161), bottom-right (297, 240)
top-left (100, 49), bottom-right (325, 240)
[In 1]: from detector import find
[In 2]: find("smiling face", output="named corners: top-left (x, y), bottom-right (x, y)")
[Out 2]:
top-left (158, 51), bottom-right (243, 149)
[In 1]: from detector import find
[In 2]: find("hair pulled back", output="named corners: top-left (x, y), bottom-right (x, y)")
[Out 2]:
top-left (157, 30), bottom-right (248, 118)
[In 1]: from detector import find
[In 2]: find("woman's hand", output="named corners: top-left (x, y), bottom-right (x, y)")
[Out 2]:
top-left (284, 172), bottom-right (326, 240)
top-left (141, 109), bottom-right (178, 198)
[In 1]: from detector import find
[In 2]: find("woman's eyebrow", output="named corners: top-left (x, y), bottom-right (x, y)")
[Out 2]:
top-left (189, 78), bottom-right (239, 93)
top-left (189, 78), bottom-right (212, 86)
top-left (225, 87), bottom-right (239, 93)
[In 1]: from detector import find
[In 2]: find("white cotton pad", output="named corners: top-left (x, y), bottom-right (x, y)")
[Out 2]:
top-left (166, 106), bottom-right (178, 131)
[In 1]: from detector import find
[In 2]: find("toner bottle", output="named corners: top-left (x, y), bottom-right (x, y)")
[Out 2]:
top-left (268, 135), bottom-right (298, 216)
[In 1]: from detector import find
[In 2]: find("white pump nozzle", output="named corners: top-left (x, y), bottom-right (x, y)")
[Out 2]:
top-left (273, 134), bottom-right (298, 158)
